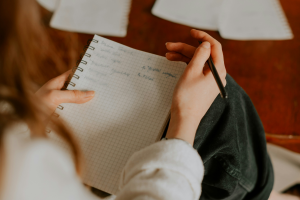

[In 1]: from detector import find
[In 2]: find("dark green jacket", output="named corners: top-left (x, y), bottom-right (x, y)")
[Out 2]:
top-left (194, 74), bottom-right (274, 200)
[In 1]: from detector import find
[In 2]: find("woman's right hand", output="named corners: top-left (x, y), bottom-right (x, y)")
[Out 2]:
top-left (165, 30), bottom-right (226, 145)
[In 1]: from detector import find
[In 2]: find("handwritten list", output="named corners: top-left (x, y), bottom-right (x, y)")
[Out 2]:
top-left (54, 35), bottom-right (186, 194)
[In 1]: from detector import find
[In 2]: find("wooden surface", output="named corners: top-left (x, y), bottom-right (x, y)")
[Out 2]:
top-left (43, 0), bottom-right (300, 152)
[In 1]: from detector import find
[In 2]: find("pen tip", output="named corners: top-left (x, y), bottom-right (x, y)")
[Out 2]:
top-left (221, 94), bottom-right (228, 99)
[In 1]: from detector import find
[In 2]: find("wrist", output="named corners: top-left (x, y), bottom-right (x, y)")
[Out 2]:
top-left (166, 114), bottom-right (200, 145)
top-left (161, 137), bottom-right (193, 147)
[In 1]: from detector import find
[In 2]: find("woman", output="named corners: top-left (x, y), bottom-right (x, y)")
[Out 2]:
top-left (4, 0), bottom-right (292, 199)
top-left (0, 0), bottom-right (224, 200)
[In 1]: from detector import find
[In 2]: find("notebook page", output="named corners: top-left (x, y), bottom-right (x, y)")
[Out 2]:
top-left (37, 0), bottom-right (60, 12)
top-left (219, 0), bottom-right (293, 40)
top-left (267, 144), bottom-right (300, 192)
top-left (54, 35), bottom-right (186, 194)
top-left (50, 0), bottom-right (131, 37)
top-left (152, 0), bottom-right (222, 31)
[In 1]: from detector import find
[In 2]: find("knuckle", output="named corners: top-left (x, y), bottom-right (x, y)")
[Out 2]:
top-left (177, 54), bottom-right (184, 60)
top-left (47, 90), bottom-right (56, 99)
top-left (53, 76), bottom-right (64, 85)
top-left (71, 90), bottom-right (84, 103)
top-left (172, 53), bottom-right (180, 58)
top-left (215, 41), bottom-right (222, 49)
top-left (169, 53), bottom-right (178, 60)
top-left (176, 43), bottom-right (185, 51)
top-left (208, 36), bottom-right (221, 48)
top-left (195, 29), bottom-right (205, 35)
top-left (47, 90), bottom-right (59, 105)
top-left (191, 29), bottom-right (205, 38)
top-left (200, 31), bottom-right (207, 36)
top-left (72, 90), bottom-right (81, 100)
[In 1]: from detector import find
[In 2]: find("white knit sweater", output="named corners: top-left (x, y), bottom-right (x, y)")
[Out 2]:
top-left (1, 125), bottom-right (204, 200)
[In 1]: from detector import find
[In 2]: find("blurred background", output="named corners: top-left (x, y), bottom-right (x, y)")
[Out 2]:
top-left (37, 0), bottom-right (300, 196)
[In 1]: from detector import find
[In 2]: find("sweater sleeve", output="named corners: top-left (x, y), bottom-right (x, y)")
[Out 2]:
top-left (116, 139), bottom-right (204, 200)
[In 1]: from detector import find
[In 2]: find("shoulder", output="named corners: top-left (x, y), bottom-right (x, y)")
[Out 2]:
top-left (2, 128), bottom-right (97, 200)
top-left (4, 126), bottom-right (76, 177)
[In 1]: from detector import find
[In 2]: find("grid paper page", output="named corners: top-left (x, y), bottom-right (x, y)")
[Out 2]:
top-left (54, 35), bottom-right (186, 194)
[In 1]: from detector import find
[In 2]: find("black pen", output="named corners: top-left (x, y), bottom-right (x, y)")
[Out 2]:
top-left (199, 41), bottom-right (228, 99)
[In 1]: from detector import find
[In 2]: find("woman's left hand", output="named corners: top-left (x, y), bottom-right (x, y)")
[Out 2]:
top-left (165, 42), bottom-right (197, 63)
top-left (36, 70), bottom-right (95, 116)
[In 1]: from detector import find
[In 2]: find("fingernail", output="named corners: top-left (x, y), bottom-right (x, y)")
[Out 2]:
top-left (165, 42), bottom-right (168, 46)
top-left (201, 41), bottom-right (210, 49)
top-left (85, 91), bottom-right (95, 97)
top-left (166, 53), bottom-right (169, 57)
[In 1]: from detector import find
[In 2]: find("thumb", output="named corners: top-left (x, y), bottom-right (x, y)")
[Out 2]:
top-left (187, 41), bottom-right (211, 74)
top-left (53, 90), bottom-right (95, 105)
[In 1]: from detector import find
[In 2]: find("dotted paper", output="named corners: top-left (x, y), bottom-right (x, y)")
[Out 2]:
top-left (55, 35), bottom-right (186, 194)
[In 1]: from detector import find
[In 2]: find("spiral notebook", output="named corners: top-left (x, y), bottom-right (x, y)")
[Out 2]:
top-left (50, 0), bottom-right (132, 37)
top-left (219, 0), bottom-right (293, 40)
top-left (152, 0), bottom-right (293, 40)
top-left (152, 0), bottom-right (222, 31)
top-left (52, 35), bottom-right (186, 194)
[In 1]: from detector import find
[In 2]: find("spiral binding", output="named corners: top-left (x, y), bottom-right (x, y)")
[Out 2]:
top-left (271, 0), bottom-right (293, 38)
top-left (57, 105), bottom-right (64, 110)
top-left (55, 38), bottom-right (99, 118)
top-left (73, 74), bottom-right (80, 79)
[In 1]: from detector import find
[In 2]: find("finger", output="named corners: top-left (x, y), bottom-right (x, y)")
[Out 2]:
top-left (50, 90), bottom-right (95, 105)
top-left (45, 69), bottom-right (73, 90)
top-left (190, 29), bottom-right (224, 67)
top-left (203, 63), bottom-right (211, 75)
top-left (166, 52), bottom-right (191, 63)
top-left (186, 41), bottom-right (211, 75)
top-left (166, 42), bottom-right (197, 59)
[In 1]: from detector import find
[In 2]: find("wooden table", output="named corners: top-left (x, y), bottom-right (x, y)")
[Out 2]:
top-left (43, 0), bottom-right (300, 152)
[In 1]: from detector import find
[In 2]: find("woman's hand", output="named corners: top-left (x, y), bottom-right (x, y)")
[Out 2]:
top-left (165, 30), bottom-right (226, 145)
top-left (36, 70), bottom-right (95, 117)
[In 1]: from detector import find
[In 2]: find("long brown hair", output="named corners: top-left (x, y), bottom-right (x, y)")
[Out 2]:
top-left (0, 0), bottom-right (81, 179)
